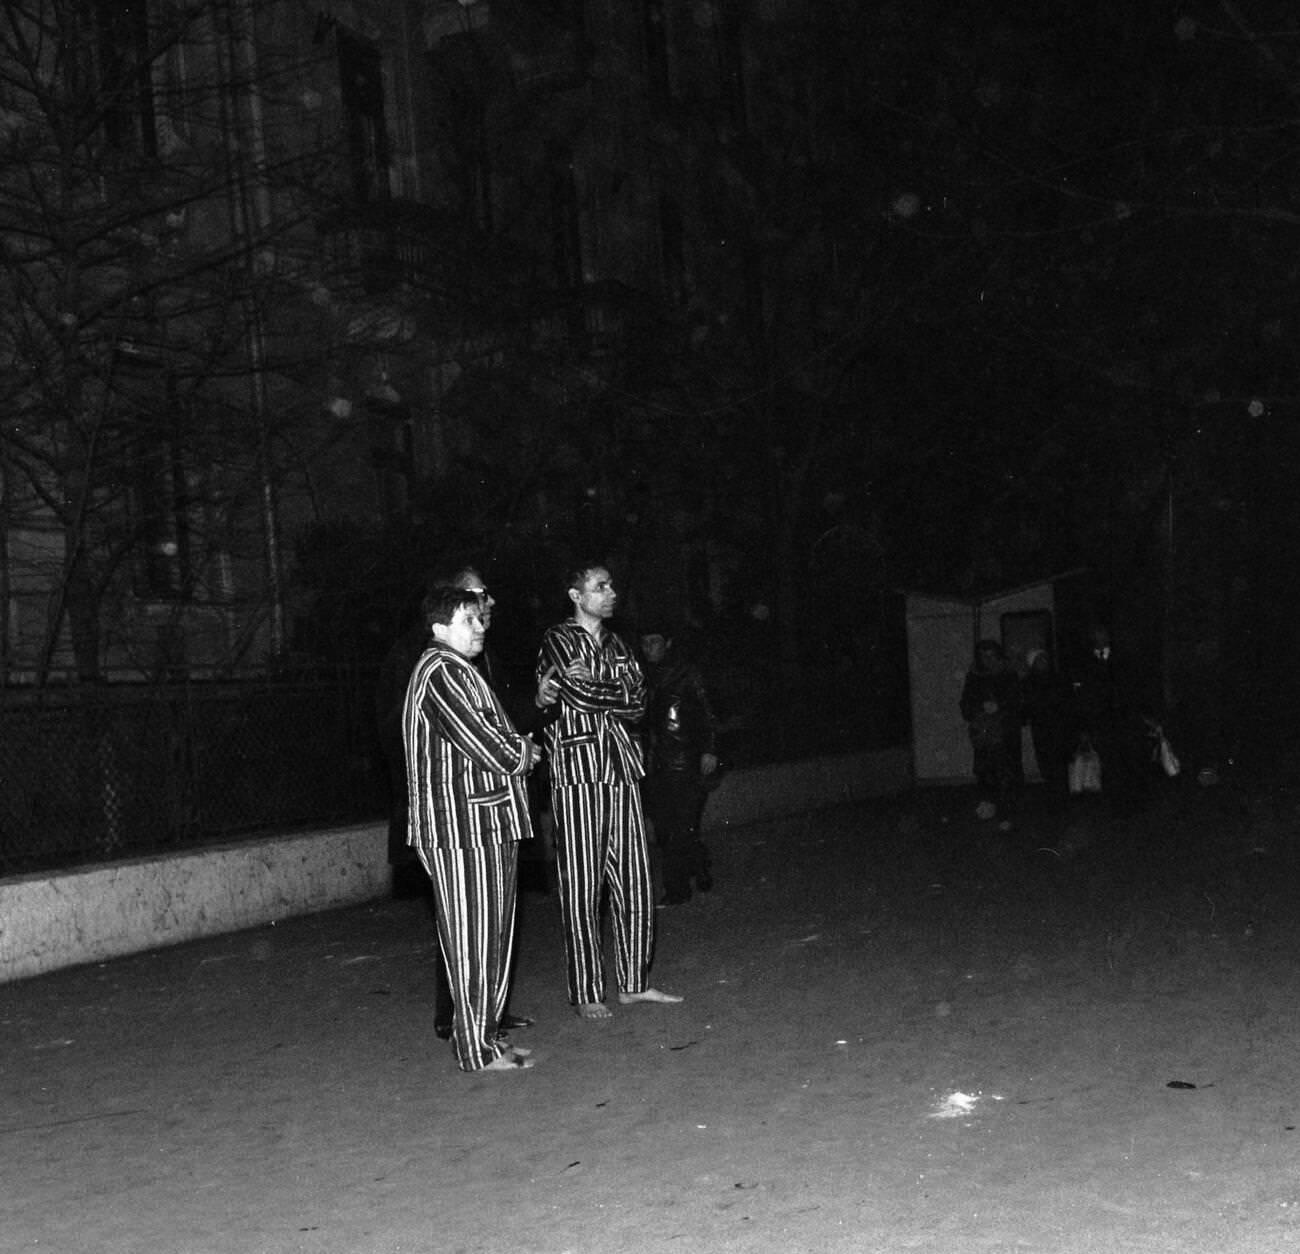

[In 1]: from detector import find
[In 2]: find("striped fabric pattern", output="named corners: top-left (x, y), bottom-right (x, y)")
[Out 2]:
top-left (540, 621), bottom-right (654, 1004)
top-left (537, 621), bottom-right (646, 783)
top-left (402, 640), bottom-right (533, 1070)
top-left (418, 842), bottom-right (517, 1070)
top-left (552, 783), bottom-right (654, 1004)
top-left (403, 642), bottom-right (534, 853)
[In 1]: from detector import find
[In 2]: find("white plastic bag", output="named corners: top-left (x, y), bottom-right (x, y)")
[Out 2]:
top-left (1069, 742), bottom-right (1102, 794)
top-left (1156, 728), bottom-right (1180, 778)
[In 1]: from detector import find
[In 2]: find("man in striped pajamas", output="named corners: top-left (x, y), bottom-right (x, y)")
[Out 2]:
top-left (404, 585), bottom-right (542, 1071)
top-left (428, 565), bottom-right (560, 1041)
top-left (538, 563), bottom-right (683, 1021)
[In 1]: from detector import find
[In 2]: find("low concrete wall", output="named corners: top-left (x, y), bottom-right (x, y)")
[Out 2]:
top-left (0, 745), bottom-right (911, 984)
top-left (0, 824), bottom-right (391, 984)
top-left (702, 745), bottom-right (912, 831)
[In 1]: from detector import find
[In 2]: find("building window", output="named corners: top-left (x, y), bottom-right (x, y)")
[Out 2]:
top-left (127, 380), bottom-right (193, 603)
top-left (338, 30), bottom-right (390, 204)
top-left (426, 34), bottom-right (494, 229)
top-left (643, 0), bottom-right (671, 110)
top-left (547, 140), bottom-right (582, 292)
top-left (659, 193), bottom-right (684, 304)
top-left (93, 0), bottom-right (158, 154)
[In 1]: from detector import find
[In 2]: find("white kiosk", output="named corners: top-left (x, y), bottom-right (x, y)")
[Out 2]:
top-left (905, 573), bottom-right (1083, 784)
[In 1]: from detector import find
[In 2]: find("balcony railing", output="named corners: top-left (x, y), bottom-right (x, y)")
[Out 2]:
top-left (317, 200), bottom-right (447, 297)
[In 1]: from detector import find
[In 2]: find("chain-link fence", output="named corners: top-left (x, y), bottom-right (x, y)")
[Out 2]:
top-left (0, 676), bottom-right (389, 876)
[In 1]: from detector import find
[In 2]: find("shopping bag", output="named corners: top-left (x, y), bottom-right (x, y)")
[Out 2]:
top-left (1069, 742), bottom-right (1102, 794)
top-left (1155, 728), bottom-right (1180, 778)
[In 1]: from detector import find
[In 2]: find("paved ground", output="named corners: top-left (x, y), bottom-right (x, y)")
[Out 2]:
top-left (5, 781), bottom-right (1300, 1253)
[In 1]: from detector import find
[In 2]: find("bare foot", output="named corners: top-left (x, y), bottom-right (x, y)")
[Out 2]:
top-left (618, 988), bottom-right (683, 1005)
top-left (481, 1052), bottom-right (534, 1071)
top-left (576, 1002), bottom-right (613, 1021)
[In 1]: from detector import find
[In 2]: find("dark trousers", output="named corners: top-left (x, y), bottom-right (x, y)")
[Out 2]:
top-left (644, 771), bottom-right (710, 897)
top-left (1031, 719), bottom-right (1072, 800)
top-left (972, 735), bottom-right (1022, 798)
top-left (384, 758), bottom-right (430, 899)
top-left (434, 946), bottom-right (454, 1031)
top-left (1092, 724), bottom-right (1151, 812)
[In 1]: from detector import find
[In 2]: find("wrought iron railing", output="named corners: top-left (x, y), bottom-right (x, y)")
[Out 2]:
top-left (0, 675), bottom-right (388, 876)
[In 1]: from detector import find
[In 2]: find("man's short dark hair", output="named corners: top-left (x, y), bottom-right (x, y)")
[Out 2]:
top-left (432, 562), bottom-right (484, 589)
top-left (565, 560), bottom-right (609, 591)
top-left (422, 584), bottom-right (479, 628)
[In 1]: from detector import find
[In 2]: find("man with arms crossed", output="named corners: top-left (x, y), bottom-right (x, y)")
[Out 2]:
top-left (538, 563), bottom-right (683, 1020)
top-left (404, 585), bottom-right (542, 1071)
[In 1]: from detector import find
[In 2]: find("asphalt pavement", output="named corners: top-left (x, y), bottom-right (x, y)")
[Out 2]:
top-left (5, 784), bottom-right (1299, 1254)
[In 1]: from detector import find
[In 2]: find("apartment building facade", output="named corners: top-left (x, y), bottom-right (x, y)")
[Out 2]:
top-left (0, 0), bottom-right (825, 683)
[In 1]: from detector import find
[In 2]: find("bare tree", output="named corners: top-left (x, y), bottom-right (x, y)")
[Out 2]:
top-left (0, 0), bottom-right (347, 685)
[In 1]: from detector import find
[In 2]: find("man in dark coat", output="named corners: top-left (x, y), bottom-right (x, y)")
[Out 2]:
top-left (1023, 647), bottom-right (1074, 802)
top-left (959, 638), bottom-right (1023, 806)
top-left (1071, 624), bottom-right (1150, 812)
top-left (640, 628), bottom-right (719, 905)
top-left (376, 620), bottom-right (433, 896)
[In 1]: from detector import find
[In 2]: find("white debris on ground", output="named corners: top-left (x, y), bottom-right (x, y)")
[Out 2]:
top-left (929, 1090), bottom-right (1005, 1119)
top-left (931, 1091), bottom-right (978, 1118)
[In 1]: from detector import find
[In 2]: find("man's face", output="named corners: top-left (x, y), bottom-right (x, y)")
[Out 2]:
top-left (571, 568), bottom-right (616, 620)
top-left (455, 570), bottom-right (494, 630)
top-left (641, 633), bottom-right (667, 664)
top-left (432, 604), bottom-right (485, 658)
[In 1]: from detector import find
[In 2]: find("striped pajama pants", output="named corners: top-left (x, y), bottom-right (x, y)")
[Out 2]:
top-left (417, 841), bottom-right (518, 1071)
top-left (551, 783), bottom-right (655, 1006)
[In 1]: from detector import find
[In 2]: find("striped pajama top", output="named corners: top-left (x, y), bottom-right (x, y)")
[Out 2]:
top-left (403, 642), bottom-right (535, 853)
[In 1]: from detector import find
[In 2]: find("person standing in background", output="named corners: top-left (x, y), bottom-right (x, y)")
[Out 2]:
top-left (1072, 623), bottom-right (1152, 813)
top-left (959, 639), bottom-right (1023, 814)
top-left (1022, 646), bottom-right (1074, 803)
top-left (640, 626), bottom-right (719, 905)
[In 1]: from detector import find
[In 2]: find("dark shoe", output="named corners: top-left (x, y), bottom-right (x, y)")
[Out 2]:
top-left (441, 1014), bottom-right (531, 1040)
